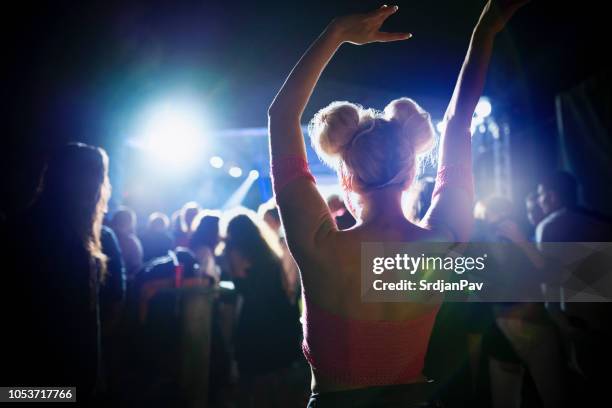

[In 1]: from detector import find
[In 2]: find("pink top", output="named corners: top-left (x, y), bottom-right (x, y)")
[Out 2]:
top-left (270, 154), bottom-right (316, 192)
top-left (271, 154), bottom-right (473, 386)
top-left (302, 296), bottom-right (439, 386)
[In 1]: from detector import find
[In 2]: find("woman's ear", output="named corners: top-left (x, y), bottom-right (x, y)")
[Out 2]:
top-left (336, 163), bottom-right (362, 220)
top-left (343, 189), bottom-right (360, 221)
top-left (339, 169), bottom-right (353, 193)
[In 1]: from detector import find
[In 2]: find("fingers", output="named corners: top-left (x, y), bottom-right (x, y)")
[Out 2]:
top-left (363, 4), bottom-right (410, 43)
top-left (379, 4), bottom-right (399, 19)
top-left (375, 31), bottom-right (412, 42)
top-left (368, 4), bottom-right (399, 19)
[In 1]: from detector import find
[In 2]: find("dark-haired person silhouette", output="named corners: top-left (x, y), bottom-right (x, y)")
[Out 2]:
top-left (536, 170), bottom-right (611, 243)
top-left (110, 206), bottom-right (143, 281)
top-left (1, 143), bottom-right (111, 402)
top-left (140, 212), bottom-right (173, 262)
top-left (224, 210), bottom-right (302, 406)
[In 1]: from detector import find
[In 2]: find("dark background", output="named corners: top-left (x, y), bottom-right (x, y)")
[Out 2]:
top-left (2, 0), bottom-right (609, 215)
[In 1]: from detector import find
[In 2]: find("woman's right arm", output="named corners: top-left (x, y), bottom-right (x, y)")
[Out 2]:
top-left (268, 6), bottom-right (410, 255)
top-left (422, 0), bottom-right (529, 241)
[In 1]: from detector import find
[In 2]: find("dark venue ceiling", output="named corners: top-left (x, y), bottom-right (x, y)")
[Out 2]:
top-left (2, 0), bottom-right (609, 211)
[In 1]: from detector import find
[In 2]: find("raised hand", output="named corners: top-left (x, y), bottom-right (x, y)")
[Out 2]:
top-left (268, 5), bottom-right (413, 158)
top-left (327, 5), bottom-right (412, 45)
top-left (478, 0), bottom-right (531, 34)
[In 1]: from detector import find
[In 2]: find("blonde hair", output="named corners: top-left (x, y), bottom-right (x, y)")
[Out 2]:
top-left (309, 98), bottom-right (436, 193)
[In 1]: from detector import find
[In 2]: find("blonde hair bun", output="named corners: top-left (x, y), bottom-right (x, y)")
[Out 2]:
top-left (309, 98), bottom-right (436, 192)
top-left (308, 101), bottom-right (360, 167)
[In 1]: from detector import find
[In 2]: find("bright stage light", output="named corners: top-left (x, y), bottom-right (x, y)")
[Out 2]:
top-left (210, 156), bottom-right (224, 168)
top-left (436, 121), bottom-right (446, 134)
top-left (475, 97), bottom-right (492, 118)
top-left (229, 166), bottom-right (242, 178)
top-left (135, 101), bottom-right (207, 168)
top-left (223, 169), bottom-right (259, 208)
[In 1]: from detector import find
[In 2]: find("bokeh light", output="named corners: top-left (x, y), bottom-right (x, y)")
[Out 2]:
top-left (229, 166), bottom-right (242, 178)
top-left (209, 156), bottom-right (224, 168)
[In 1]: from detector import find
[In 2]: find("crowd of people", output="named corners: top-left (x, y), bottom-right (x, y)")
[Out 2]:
top-left (1, 1), bottom-right (611, 407)
top-left (0, 144), bottom-right (308, 405)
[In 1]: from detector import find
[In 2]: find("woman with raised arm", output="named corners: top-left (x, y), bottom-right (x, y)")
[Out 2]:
top-left (268, 2), bottom-right (528, 406)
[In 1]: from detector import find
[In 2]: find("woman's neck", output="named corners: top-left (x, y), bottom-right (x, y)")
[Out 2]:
top-left (358, 187), bottom-right (406, 225)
